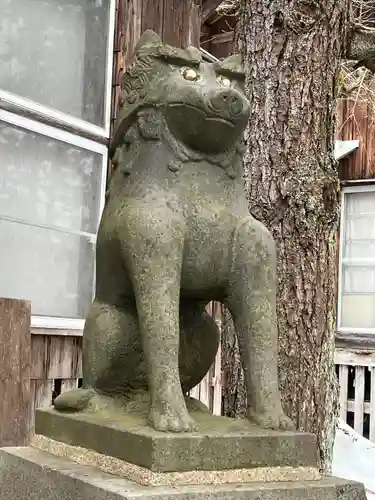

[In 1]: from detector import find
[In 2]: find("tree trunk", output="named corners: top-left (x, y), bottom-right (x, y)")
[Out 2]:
top-left (222, 308), bottom-right (247, 419)
top-left (223, 0), bottom-right (352, 472)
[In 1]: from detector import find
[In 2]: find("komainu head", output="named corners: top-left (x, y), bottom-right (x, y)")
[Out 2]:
top-left (111, 30), bottom-right (250, 155)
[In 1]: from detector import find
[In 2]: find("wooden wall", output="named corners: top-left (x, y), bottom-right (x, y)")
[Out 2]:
top-left (201, 13), bottom-right (235, 59)
top-left (336, 98), bottom-right (375, 181)
top-left (30, 334), bottom-right (82, 432)
top-left (29, 329), bottom-right (224, 420)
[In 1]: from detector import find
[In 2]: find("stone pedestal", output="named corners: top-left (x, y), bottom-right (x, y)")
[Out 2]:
top-left (0, 406), bottom-right (367, 500)
top-left (0, 446), bottom-right (366, 500)
top-left (35, 408), bottom-right (318, 473)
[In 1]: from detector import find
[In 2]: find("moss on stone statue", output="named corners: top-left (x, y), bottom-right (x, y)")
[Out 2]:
top-left (54, 30), bottom-right (293, 434)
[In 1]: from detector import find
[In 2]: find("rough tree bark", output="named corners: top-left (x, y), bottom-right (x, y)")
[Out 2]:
top-left (222, 0), bottom-right (352, 472)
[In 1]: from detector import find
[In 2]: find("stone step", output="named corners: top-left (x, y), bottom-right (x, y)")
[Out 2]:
top-left (36, 408), bottom-right (318, 473)
top-left (0, 446), bottom-right (366, 500)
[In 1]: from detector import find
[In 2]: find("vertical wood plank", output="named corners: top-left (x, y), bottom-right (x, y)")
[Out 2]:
top-left (47, 337), bottom-right (82, 379)
top-left (335, 99), bottom-right (344, 139)
top-left (189, 385), bottom-right (200, 400)
top-left (34, 379), bottom-right (54, 409)
top-left (365, 102), bottom-right (375, 179)
top-left (359, 101), bottom-right (368, 179)
top-left (111, 0), bottom-right (125, 130)
top-left (199, 373), bottom-right (211, 410)
top-left (30, 334), bottom-right (47, 380)
top-left (31, 335), bottom-right (82, 380)
top-left (183, 0), bottom-right (202, 48)
top-left (212, 344), bottom-right (222, 415)
top-left (162, 0), bottom-right (185, 47)
top-left (335, 98), bottom-right (375, 181)
top-left (211, 302), bottom-right (222, 416)
top-left (112, 0), bottom-right (142, 130)
top-left (29, 379), bottom-right (54, 437)
top-left (354, 365), bottom-right (365, 436)
top-left (0, 298), bottom-right (31, 446)
top-left (29, 380), bottom-right (37, 438)
top-left (370, 367), bottom-right (375, 442)
top-left (338, 364), bottom-right (349, 421)
top-left (127, 0), bottom-right (142, 56)
top-left (141, 0), bottom-right (164, 35)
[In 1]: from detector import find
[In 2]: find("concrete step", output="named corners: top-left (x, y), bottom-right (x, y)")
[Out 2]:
top-left (0, 446), bottom-right (366, 500)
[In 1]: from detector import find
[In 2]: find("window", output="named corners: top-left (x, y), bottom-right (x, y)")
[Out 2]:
top-left (0, 0), bottom-right (115, 135)
top-left (338, 185), bottom-right (375, 334)
top-left (0, 0), bottom-right (115, 329)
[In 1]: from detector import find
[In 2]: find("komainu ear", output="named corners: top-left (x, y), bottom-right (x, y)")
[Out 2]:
top-left (135, 30), bottom-right (162, 51)
top-left (220, 54), bottom-right (243, 72)
top-left (186, 46), bottom-right (202, 61)
top-left (214, 54), bottom-right (245, 80)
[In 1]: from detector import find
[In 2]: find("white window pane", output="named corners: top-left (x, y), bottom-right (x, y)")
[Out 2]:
top-left (340, 191), bottom-right (375, 330)
top-left (346, 191), bottom-right (375, 215)
top-left (343, 266), bottom-right (375, 293)
top-left (345, 214), bottom-right (375, 240)
top-left (341, 294), bottom-right (375, 329)
top-left (0, 219), bottom-right (94, 318)
top-left (0, 121), bottom-right (103, 234)
top-left (344, 240), bottom-right (375, 259)
top-left (0, 0), bottom-right (111, 127)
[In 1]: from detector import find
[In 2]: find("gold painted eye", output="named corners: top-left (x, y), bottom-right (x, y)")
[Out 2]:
top-left (218, 75), bottom-right (231, 87)
top-left (182, 68), bottom-right (199, 81)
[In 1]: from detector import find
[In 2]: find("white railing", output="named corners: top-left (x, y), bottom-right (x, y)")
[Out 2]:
top-left (336, 349), bottom-right (375, 441)
top-left (189, 345), bottom-right (222, 415)
top-left (189, 302), bottom-right (222, 415)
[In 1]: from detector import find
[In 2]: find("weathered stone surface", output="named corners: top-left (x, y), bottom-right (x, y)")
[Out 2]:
top-left (32, 434), bottom-right (321, 486)
top-left (54, 29), bottom-right (293, 434)
top-left (36, 408), bottom-right (317, 473)
top-left (0, 446), bottom-right (367, 500)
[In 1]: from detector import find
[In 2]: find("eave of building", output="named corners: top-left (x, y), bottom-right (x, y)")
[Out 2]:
top-left (334, 140), bottom-right (360, 161)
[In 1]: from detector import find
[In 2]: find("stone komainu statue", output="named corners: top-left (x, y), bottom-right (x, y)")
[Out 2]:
top-left (55, 30), bottom-right (293, 433)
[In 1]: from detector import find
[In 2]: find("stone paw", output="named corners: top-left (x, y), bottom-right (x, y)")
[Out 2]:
top-left (247, 407), bottom-right (295, 431)
top-left (54, 388), bottom-right (96, 412)
top-left (148, 400), bottom-right (198, 433)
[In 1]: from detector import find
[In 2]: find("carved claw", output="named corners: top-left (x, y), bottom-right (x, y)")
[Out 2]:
top-left (247, 407), bottom-right (295, 431)
top-left (148, 400), bottom-right (198, 433)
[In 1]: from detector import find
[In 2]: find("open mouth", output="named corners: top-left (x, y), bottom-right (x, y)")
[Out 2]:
top-left (168, 103), bottom-right (235, 128)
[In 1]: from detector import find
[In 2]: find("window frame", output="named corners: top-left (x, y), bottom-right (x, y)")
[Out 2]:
top-left (337, 183), bottom-right (375, 335)
top-left (0, 0), bottom-right (116, 140)
top-left (0, 108), bottom-right (108, 331)
top-left (0, 0), bottom-right (116, 331)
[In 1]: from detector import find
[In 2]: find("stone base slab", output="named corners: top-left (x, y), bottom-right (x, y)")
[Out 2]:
top-left (36, 408), bottom-right (318, 473)
top-left (0, 446), bottom-right (367, 500)
top-left (32, 434), bottom-right (321, 487)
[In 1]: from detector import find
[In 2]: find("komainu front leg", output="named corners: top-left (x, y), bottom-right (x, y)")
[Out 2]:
top-left (121, 206), bottom-right (196, 432)
top-left (225, 217), bottom-right (294, 431)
